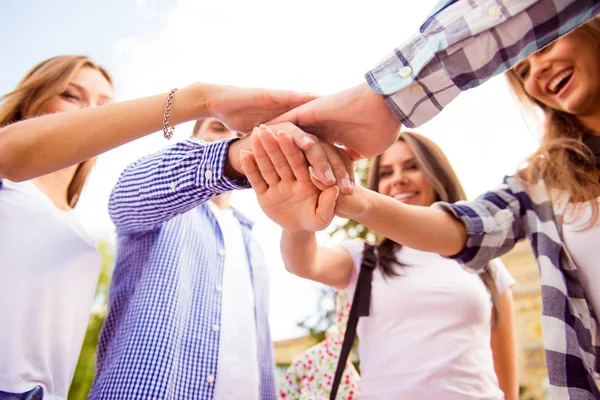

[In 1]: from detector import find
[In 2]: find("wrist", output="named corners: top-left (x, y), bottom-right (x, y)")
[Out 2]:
top-left (224, 136), bottom-right (250, 180)
top-left (170, 83), bottom-right (212, 124)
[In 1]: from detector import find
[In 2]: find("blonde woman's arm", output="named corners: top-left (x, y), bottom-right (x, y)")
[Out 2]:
top-left (0, 83), bottom-right (317, 182)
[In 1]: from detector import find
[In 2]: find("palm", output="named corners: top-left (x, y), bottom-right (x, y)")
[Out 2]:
top-left (257, 178), bottom-right (333, 232)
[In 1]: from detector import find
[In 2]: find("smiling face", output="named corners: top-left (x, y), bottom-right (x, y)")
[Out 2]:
top-left (376, 140), bottom-right (438, 207)
top-left (513, 29), bottom-right (600, 117)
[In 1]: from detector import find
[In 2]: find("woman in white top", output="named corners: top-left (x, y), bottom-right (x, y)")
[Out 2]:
top-left (0, 55), bottom-right (350, 400)
top-left (241, 127), bottom-right (519, 399)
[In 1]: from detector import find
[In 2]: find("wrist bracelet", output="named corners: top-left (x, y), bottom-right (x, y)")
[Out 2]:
top-left (163, 88), bottom-right (178, 140)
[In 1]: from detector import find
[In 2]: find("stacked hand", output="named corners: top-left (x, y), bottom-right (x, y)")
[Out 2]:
top-left (240, 124), bottom-right (366, 233)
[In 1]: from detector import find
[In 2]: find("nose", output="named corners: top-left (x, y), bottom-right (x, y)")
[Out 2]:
top-left (529, 54), bottom-right (552, 80)
top-left (391, 169), bottom-right (408, 186)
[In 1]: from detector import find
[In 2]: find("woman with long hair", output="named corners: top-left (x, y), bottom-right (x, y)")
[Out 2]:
top-left (0, 55), bottom-right (336, 400)
top-left (242, 126), bottom-right (518, 400)
top-left (246, 16), bottom-right (600, 398)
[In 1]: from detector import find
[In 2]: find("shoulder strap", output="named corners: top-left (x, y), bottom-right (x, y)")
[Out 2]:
top-left (330, 244), bottom-right (377, 400)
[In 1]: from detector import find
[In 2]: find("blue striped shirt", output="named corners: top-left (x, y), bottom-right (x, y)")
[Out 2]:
top-left (89, 139), bottom-right (276, 400)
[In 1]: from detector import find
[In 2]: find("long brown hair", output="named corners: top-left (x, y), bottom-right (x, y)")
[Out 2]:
top-left (368, 131), bottom-right (500, 320)
top-left (506, 17), bottom-right (600, 227)
top-left (0, 55), bottom-right (113, 207)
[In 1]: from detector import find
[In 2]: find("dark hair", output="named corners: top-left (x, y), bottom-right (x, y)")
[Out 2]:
top-left (368, 131), bottom-right (500, 321)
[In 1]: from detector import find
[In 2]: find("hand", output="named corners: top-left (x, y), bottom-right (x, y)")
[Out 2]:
top-left (239, 125), bottom-right (340, 232)
top-left (229, 123), bottom-right (355, 194)
top-left (308, 171), bottom-right (369, 220)
top-left (267, 82), bottom-right (401, 158)
top-left (202, 84), bottom-right (317, 133)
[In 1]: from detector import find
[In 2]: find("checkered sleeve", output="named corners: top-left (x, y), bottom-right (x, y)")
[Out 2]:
top-left (366, 0), bottom-right (600, 128)
top-left (433, 176), bottom-right (528, 273)
top-left (108, 138), bottom-right (249, 234)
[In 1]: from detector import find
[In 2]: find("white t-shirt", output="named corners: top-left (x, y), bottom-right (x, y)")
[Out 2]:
top-left (563, 199), bottom-right (600, 318)
top-left (339, 239), bottom-right (515, 400)
top-left (209, 203), bottom-right (260, 400)
top-left (0, 180), bottom-right (101, 400)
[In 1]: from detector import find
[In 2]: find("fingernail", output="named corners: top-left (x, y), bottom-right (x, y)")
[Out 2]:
top-left (302, 137), bottom-right (313, 147)
top-left (309, 166), bottom-right (317, 178)
top-left (341, 176), bottom-right (351, 191)
top-left (325, 169), bottom-right (335, 183)
top-left (259, 124), bottom-right (268, 130)
top-left (240, 149), bottom-right (252, 154)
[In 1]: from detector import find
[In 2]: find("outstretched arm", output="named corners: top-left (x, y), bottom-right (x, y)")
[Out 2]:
top-left (270, 0), bottom-right (599, 158)
top-left (0, 83), bottom-right (316, 181)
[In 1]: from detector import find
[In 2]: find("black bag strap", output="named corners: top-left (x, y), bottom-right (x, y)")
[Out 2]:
top-left (330, 244), bottom-right (377, 400)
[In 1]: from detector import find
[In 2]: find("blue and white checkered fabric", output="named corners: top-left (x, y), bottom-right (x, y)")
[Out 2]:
top-left (89, 139), bottom-right (276, 400)
top-left (367, 0), bottom-right (600, 128)
top-left (436, 175), bottom-right (600, 398)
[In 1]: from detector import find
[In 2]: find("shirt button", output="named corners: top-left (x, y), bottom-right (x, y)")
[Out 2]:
top-left (398, 66), bottom-right (412, 78)
top-left (218, 248), bottom-right (225, 256)
top-left (205, 169), bottom-right (213, 180)
top-left (170, 182), bottom-right (177, 191)
top-left (488, 5), bottom-right (501, 17)
top-left (216, 285), bottom-right (223, 292)
top-left (411, 85), bottom-right (424, 96)
top-left (207, 375), bottom-right (215, 384)
top-left (212, 324), bottom-right (220, 332)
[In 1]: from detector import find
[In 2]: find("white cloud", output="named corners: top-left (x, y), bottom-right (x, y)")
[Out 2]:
top-left (75, 0), bottom-right (540, 340)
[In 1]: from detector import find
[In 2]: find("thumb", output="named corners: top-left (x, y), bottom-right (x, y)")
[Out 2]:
top-left (315, 186), bottom-right (339, 226)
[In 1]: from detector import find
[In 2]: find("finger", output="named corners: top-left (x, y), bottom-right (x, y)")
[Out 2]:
top-left (266, 102), bottom-right (317, 132)
top-left (321, 144), bottom-right (354, 195)
top-left (344, 147), bottom-right (363, 162)
top-left (269, 122), bottom-right (314, 151)
top-left (315, 186), bottom-right (339, 228)
top-left (275, 124), bottom-right (336, 186)
top-left (278, 131), bottom-right (310, 181)
top-left (250, 128), bottom-right (280, 186)
top-left (308, 167), bottom-right (330, 191)
top-left (256, 125), bottom-right (295, 182)
top-left (240, 151), bottom-right (268, 194)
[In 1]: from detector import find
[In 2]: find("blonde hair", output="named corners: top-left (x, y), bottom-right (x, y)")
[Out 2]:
top-left (0, 55), bottom-right (113, 207)
top-left (506, 17), bottom-right (600, 227)
top-left (368, 131), bottom-right (500, 322)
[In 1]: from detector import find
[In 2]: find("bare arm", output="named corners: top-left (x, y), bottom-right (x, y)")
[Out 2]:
top-left (337, 185), bottom-right (467, 256)
top-left (491, 288), bottom-right (518, 400)
top-left (281, 230), bottom-right (354, 289)
top-left (0, 83), bottom-right (316, 182)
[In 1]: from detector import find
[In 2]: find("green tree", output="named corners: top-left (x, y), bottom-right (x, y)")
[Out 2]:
top-left (68, 240), bottom-right (115, 400)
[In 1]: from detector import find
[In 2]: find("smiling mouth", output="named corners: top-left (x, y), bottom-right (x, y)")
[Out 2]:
top-left (393, 192), bottom-right (417, 201)
top-left (548, 69), bottom-right (573, 95)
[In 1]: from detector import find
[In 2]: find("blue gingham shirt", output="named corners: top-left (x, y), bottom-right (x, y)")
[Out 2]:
top-left (436, 176), bottom-right (599, 399)
top-left (367, 0), bottom-right (600, 128)
top-left (89, 139), bottom-right (276, 400)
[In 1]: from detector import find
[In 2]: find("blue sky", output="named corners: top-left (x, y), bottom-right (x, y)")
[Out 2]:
top-left (0, 0), bottom-right (172, 96)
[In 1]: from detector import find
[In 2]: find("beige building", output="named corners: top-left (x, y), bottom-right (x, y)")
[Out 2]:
top-left (274, 240), bottom-right (548, 399)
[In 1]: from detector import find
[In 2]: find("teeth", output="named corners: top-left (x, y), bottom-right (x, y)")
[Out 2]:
top-left (549, 70), bottom-right (573, 93)
top-left (394, 192), bottom-right (416, 200)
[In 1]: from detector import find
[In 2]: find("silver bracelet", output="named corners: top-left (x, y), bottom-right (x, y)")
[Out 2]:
top-left (163, 88), bottom-right (178, 140)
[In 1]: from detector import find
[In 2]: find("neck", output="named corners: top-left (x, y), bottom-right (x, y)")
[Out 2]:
top-left (211, 193), bottom-right (232, 209)
top-left (577, 112), bottom-right (600, 135)
top-left (31, 165), bottom-right (78, 210)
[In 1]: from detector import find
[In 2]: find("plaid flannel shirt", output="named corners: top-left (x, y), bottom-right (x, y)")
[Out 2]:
top-left (89, 139), bottom-right (276, 400)
top-left (436, 176), bottom-right (599, 399)
top-left (367, 0), bottom-right (600, 128)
